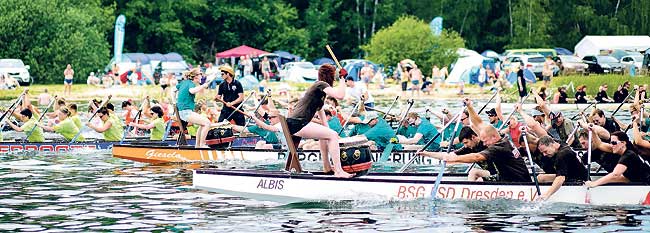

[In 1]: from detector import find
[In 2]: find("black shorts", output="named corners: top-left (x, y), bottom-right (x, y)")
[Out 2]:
top-left (218, 108), bottom-right (246, 126)
top-left (401, 82), bottom-right (408, 91)
top-left (286, 118), bottom-right (309, 135)
top-left (161, 84), bottom-right (169, 90)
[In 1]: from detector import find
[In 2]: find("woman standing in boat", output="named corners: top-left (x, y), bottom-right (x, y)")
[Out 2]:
top-left (177, 68), bottom-right (215, 148)
top-left (285, 64), bottom-right (352, 178)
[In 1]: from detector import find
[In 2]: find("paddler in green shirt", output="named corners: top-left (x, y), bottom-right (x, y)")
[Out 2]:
top-left (41, 107), bottom-right (84, 142)
top-left (86, 107), bottom-right (123, 141)
top-left (232, 109), bottom-right (282, 147)
top-left (485, 108), bottom-right (503, 129)
top-left (6, 108), bottom-right (45, 142)
top-left (129, 106), bottom-right (166, 140)
top-left (324, 108), bottom-right (345, 137)
top-left (396, 119), bottom-right (417, 138)
top-left (68, 103), bottom-right (82, 129)
top-left (357, 111), bottom-right (402, 150)
top-left (398, 112), bottom-right (441, 151)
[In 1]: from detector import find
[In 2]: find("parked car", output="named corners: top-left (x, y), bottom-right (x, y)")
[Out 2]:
top-left (503, 49), bottom-right (557, 59)
top-left (555, 55), bottom-right (588, 75)
top-left (582, 55), bottom-right (625, 74)
top-left (620, 54), bottom-right (644, 72)
top-left (502, 55), bottom-right (545, 78)
top-left (279, 62), bottom-right (317, 82)
top-left (0, 59), bottom-right (31, 86)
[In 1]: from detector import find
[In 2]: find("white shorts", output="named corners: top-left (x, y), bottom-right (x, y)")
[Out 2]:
top-left (178, 110), bottom-right (193, 122)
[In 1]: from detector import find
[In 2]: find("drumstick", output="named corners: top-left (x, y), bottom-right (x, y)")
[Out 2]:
top-left (326, 45), bottom-right (342, 69)
top-left (214, 97), bottom-right (250, 118)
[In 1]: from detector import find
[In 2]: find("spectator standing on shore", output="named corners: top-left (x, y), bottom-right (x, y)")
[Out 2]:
top-left (431, 65), bottom-right (442, 93)
top-left (477, 64), bottom-right (487, 92)
top-left (399, 63), bottom-right (410, 96)
top-left (261, 56), bottom-right (271, 81)
top-left (63, 64), bottom-right (74, 96)
top-left (515, 63), bottom-right (527, 101)
top-left (542, 56), bottom-right (555, 87)
top-left (360, 63), bottom-right (374, 89)
top-left (409, 64), bottom-right (422, 97)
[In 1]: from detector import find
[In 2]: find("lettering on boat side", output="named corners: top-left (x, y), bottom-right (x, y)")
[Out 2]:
top-left (144, 150), bottom-right (187, 161)
top-left (257, 179), bottom-right (284, 190)
top-left (275, 151), bottom-right (435, 165)
top-left (397, 185), bottom-right (538, 201)
top-left (0, 145), bottom-right (98, 153)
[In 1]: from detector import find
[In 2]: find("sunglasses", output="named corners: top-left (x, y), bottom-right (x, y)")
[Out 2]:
top-left (611, 140), bottom-right (621, 145)
top-left (488, 114), bottom-right (496, 117)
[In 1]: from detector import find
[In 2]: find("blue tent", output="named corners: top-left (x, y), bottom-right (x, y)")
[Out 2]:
top-left (554, 47), bottom-right (573, 56)
top-left (313, 57), bottom-right (335, 66)
top-left (238, 75), bottom-right (259, 91)
top-left (344, 61), bottom-right (378, 82)
top-left (506, 70), bottom-right (537, 84)
top-left (481, 50), bottom-right (500, 58)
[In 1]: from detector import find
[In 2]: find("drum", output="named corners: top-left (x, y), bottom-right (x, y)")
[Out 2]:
top-left (339, 137), bottom-right (373, 176)
top-left (206, 123), bottom-right (235, 149)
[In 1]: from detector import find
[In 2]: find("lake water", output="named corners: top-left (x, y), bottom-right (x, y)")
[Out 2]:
top-left (1, 99), bottom-right (647, 232)
top-left (1, 151), bottom-right (649, 232)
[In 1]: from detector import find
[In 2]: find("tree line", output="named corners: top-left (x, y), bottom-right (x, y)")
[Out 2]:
top-left (0, 0), bottom-right (647, 84)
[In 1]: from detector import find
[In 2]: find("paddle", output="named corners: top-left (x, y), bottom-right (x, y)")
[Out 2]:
top-left (498, 93), bottom-right (531, 131)
top-left (610, 88), bottom-right (636, 118)
top-left (570, 101), bottom-right (595, 120)
top-left (162, 91), bottom-right (177, 141)
top-left (70, 95), bottom-right (112, 143)
top-left (431, 105), bottom-right (465, 200)
top-left (565, 122), bottom-right (580, 144)
top-left (222, 91), bottom-right (256, 122)
top-left (214, 98), bottom-right (251, 116)
top-left (243, 89), bottom-right (272, 129)
top-left (0, 89), bottom-right (28, 126)
top-left (338, 96), bottom-right (365, 136)
top-left (364, 106), bottom-right (398, 118)
top-left (382, 95), bottom-right (400, 119)
top-left (391, 99), bottom-right (415, 137)
top-left (585, 124), bottom-right (593, 204)
top-left (119, 96), bottom-right (149, 144)
top-left (397, 108), bottom-right (464, 173)
top-left (23, 95), bottom-right (57, 143)
top-left (520, 127), bottom-right (542, 196)
top-left (477, 91), bottom-right (498, 115)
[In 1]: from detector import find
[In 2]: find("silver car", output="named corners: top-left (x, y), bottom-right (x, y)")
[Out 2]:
top-left (504, 55), bottom-right (545, 77)
top-left (0, 59), bottom-right (31, 85)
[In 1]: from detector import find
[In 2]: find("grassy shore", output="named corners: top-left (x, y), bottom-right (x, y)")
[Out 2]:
top-left (503, 74), bottom-right (646, 99)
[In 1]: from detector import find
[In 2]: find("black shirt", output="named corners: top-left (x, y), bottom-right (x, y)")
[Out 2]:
top-left (554, 145), bottom-right (588, 181)
top-left (218, 79), bottom-right (244, 104)
top-left (613, 89), bottom-right (628, 103)
top-left (595, 90), bottom-right (611, 103)
top-left (479, 139), bottom-right (531, 182)
top-left (456, 141), bottom-right (497, 174)
top-left (618, 150), bottom-right (650, 184)
top-left (558, 92), bottom-right (568, 103)
top-left (516, 70), bottom-right (527, 97)
top-left (583, 150), bottom-right (619, 173)
top-left (575, 91), bottom-right (587, 103)
top-left (602, 118), bottom-right (620, 133)
top-left (528, 147), bottom-right (556, 174)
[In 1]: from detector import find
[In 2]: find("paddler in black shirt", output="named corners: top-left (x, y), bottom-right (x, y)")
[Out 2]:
top-left (535, 135), bottom-right (588, 200)
top-left (419, 126), bottom-right (497, 181)
top-left (586, 130), bottom-right (650, 187)
top-left (590, 109), bottom-right (621, 133)
top-left (419, 124), bottom-right (531, 182)
top-left (578, 130), bottom-right (618, 172)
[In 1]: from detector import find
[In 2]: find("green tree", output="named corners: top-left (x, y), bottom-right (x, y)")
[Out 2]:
top-left (507, 0), bottom-right (552, 48)
top-left (0, 0), bottom-right (113, 84)
top-left (361, 16), bottom-right (464, 72)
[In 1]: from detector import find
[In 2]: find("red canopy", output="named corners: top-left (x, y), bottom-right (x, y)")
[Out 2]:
top-left (216, 45), bottom-right (269, 58)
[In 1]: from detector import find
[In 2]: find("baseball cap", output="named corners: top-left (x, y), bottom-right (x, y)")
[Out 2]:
top-left (361, 112), bottom-right (379, 124)
top-left (550, 111), bottom-right (562, 124)
top-left (486, 108), bottom-right (497, 117)
top-left (345, 76), bottom-right (355, 82)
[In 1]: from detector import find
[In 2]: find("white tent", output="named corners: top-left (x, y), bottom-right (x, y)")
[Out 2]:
top-left (445, 48), bottom-right (485, 84)
top-left (574, 36), bottom-right (650, 58)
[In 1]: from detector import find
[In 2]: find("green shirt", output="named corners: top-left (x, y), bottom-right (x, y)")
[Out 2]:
top-left (363, 118), bottom-right (402, 150)
top-left (442, 122), bottom-right (463, 149)
top-left (102, 118), bottom-right (124, 141)
top-left (397, 125), bottom-right (417, 138)
top-left (110, 114), bottom-right (123, 129)
top-left (150, 118), bottom-right (165, 140)
top-left (247, 123), bottom-right (279, 144)
top-left (71, 115), bottom-right (82, 129)
top-left (416, 119), bottom-right (440, 151)
top-left (54, 118), bottom-right (83, 141)
top-left (21, 118), bottom-right (45, 142)
top-left (492, 120), bottom-right (503, 130)
top-left (327, 117), bottom-right (345, 137)
top-left (349, 123), bottom-right (371, 137)
top-left (176, 80), bottom-right (196, 111)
